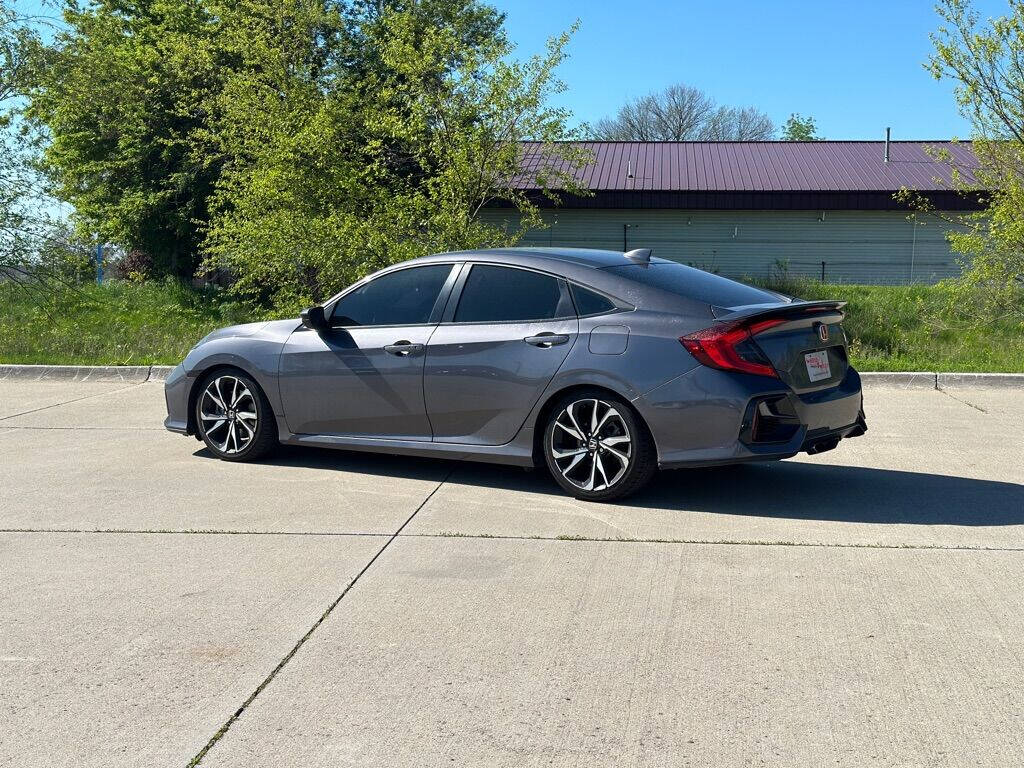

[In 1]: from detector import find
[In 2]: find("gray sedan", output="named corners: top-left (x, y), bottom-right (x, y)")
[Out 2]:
top-left (164, 247), bottom-right (866, 500)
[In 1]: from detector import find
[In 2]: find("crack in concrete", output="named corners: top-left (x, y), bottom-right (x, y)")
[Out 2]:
top-left (936, 386), bottom-right (988, 413)
top-left (184, 465), bottom-right (456, 768)
top-left (0, 382), bottom-right (143, 422)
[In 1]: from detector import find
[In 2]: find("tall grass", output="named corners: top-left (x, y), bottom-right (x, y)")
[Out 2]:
top-left (0, 279), bottom-right (256, 365)
top-left (753, 275), bottom-right (1024, 372)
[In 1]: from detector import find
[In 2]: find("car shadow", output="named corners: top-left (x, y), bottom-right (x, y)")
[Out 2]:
top-left (193, 445), bottom-right (1024, 527)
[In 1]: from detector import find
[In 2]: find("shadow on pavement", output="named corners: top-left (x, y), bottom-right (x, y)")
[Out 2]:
top-left (195, 445), bottom-right (1024, 527)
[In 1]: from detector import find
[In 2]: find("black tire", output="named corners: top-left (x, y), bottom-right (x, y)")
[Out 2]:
top-left (194, 369), bottom-right (278, 462)
top-left (542, 389), bottom-right (657, 501)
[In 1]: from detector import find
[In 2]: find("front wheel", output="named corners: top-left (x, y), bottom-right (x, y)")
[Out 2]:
top-left (542, 391), bottom-right (656, 501)
top-left (195, 370), bottom-right (278, 462)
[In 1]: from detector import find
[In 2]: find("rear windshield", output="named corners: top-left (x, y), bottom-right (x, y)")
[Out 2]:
top-left (605, 263), bottom-right (780, 308)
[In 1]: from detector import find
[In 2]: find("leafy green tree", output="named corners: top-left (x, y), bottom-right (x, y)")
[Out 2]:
top-left (782, 113), bottom-right (820, 141)
top-left (201, 1), bottom-right (586, 310)
top-left (1, 0), bottom-right (84, 290)
top-left (27, 0), bottom-right (226, 280)
top-left (28, 0), bottom-right (583, 304)
top-left (920, 0), bottom-right (1024, 318)
top-left (1, 0), bottom-right (34, 271)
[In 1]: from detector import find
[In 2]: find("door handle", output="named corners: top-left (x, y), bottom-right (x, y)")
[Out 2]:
top-left (524, 333), bottom-right (569, 348)
top-left (384, 341), bottom-right (424, 356)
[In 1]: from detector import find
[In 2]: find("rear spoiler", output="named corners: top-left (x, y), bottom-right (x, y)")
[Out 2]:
top-left (710, 300), bottom-right (846, 323)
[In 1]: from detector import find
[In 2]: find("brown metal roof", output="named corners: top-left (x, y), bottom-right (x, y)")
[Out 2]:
top-left (518, 141), bottom-right (979, 193)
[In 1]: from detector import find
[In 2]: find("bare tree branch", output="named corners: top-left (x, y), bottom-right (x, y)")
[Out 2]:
top-left (591, 82), bottom-right (775, 141)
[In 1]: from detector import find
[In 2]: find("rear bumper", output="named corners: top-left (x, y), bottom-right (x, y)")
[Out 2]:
top-left (635, 365), bottom-right (865, 469)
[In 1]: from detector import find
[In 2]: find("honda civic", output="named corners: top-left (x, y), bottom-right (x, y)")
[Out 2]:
top-left (164, 247), bottom-right (866, 501)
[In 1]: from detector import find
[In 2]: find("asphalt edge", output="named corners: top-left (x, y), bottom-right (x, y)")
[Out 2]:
top-left (1, 365), bottom-right (1022, 388)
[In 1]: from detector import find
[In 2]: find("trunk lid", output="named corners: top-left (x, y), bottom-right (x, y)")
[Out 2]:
top-left (713, 300), bottom-right (849, 392)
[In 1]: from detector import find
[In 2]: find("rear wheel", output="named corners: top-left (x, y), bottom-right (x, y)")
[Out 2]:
top-left (542, 391), bottom-right (656, 501)
top-left (195, 370), bottom-right (277, 461)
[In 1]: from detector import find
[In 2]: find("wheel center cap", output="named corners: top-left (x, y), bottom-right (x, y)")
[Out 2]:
top-left (587, 437), bottom-right (598, 452)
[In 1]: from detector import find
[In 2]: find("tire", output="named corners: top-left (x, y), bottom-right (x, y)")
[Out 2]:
top-left (194, 369), bottom-right (278, 462)
top-left (542, 389), bottom-right (657, 501)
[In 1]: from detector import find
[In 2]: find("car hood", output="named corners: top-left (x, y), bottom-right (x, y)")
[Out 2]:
top-left (194, 319), bottom-right (299, 347)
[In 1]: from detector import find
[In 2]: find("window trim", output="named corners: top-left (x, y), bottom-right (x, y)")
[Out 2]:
top-left (567, 281), bottom-right (632, 319)
top-left (321, 262), bottom-right (460, 330)
top-left (441, 262), bottom-right (576, 326)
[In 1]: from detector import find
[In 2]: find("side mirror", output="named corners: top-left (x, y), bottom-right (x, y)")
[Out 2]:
top-left (300, 306), bottom-right (328, 331)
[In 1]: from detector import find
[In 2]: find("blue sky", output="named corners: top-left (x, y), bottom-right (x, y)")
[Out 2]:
top-left (492, 0), bottom-right (1010, 139)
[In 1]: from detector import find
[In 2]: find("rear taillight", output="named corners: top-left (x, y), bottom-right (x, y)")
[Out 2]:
top-left (680, 318), bottom-right (785, 378)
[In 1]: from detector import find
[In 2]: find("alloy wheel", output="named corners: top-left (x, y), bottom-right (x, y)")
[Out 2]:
top-left (549, 398), bottom-right (632, 491)
top-left (199, 375), bottom-right (258, 455)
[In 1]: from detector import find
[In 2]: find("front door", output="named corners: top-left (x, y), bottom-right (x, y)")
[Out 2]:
top-left (279, 263), bottom-right (457, 437)
top-left (424, 264), bottom-right (579, 445)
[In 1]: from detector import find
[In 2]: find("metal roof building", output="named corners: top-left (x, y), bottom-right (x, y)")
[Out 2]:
top-left (482, 141), bottom-right (982, 284)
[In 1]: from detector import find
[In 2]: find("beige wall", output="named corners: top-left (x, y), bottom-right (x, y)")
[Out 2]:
top-left (479, 208), bottom-right (967, 285)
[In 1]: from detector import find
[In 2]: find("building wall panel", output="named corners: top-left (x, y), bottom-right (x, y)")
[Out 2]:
top-left (479, 208), bottom-right (967, 285)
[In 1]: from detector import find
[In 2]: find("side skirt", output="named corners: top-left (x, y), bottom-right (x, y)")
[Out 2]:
top-left (278, 431), bottom-right (536, 467)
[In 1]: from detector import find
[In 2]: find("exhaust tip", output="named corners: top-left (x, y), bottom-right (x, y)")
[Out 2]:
top-left (805, 437), bottom-right (840, 455)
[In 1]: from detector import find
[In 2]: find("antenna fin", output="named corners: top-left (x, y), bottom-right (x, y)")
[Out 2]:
top-left (624, 248), bottom-right (652, 263)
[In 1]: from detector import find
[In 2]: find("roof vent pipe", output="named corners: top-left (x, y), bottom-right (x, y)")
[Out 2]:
top-left (884, 127), bottom-right (891, 163)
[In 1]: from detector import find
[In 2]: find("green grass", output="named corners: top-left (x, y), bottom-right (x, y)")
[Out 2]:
top-left (753, 277), bottom-right (1024, 372)
top-left (0, 279), bottom-right (256, 365)
top-left (1, 277), bottom-right (1021, 371)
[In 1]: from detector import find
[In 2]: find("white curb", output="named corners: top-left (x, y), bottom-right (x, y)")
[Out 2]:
top-left (0, 364), bottom-right (153, 383)
top-left (858, 372), bottom-right (937, 389)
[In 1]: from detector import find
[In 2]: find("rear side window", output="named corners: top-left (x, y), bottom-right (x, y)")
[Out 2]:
top-left (571, 284), bottom-right (617, 317)
top-left (330, 264), bottom-right (453, 326)
top-left (454, 265), bottom-right (572, 323)
top-left (606, 263), bottom-right (779, 308)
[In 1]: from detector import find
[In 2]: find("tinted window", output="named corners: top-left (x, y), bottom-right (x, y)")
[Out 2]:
top-left (571, 284), bottom-right (616, 316)
top-left (454, 265), bottom-right (571, 323)
top-left (606, 263), bottom-right (779, 308)
top-left (331, 264), bottom-right (452, 326)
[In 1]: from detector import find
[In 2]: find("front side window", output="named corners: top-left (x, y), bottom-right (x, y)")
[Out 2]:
top-left (454, 265), bottom-right (572, 323)
top-left (330, 264), bottom-right (453, 327)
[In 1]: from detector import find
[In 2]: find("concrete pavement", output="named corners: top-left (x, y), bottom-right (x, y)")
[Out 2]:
top-left (0, 379), bottom-right (1022, 767)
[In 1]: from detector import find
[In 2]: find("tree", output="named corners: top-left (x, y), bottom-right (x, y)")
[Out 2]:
top-left (920, 0), bottom-right (1024, 318)
top-left (26, 0), bottom-right (227, 281)
top-left (25, 0), bottom-right (584, 303)
top-left (591, 82), bottom-right (775, 141)
top-left (1, 0), bottom-right (85, 290)
top-left (1, 0), bottom-right (36, 269)
top-left (200, 1), bottom-right (586, 310)
top-left (782, 113), bottom-right (820, 141)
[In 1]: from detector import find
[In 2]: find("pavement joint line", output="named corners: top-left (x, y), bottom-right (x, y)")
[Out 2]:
top-left (185, 464), bottom-right (456, 768)
top-left (0, 528), bottom-right (395, 538)
top-left (0, 382), bottom-right (143, 422)
top-left (3, 527), bottom-right (1024, 553)
top-left (3, 426), bottom-right (165, 431)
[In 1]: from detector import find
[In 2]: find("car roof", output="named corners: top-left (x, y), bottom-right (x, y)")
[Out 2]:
top-left (411, 247), bottom-right (674, 270)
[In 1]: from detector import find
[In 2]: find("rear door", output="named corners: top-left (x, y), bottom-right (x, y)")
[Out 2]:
top-left (424, 264), bottom-right (579, 445)
top-left (279, 263), bottom-right (458, 437)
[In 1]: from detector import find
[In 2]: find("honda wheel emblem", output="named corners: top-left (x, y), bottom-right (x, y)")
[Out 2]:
top-left (816, 322), bottom-right (829, 342)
